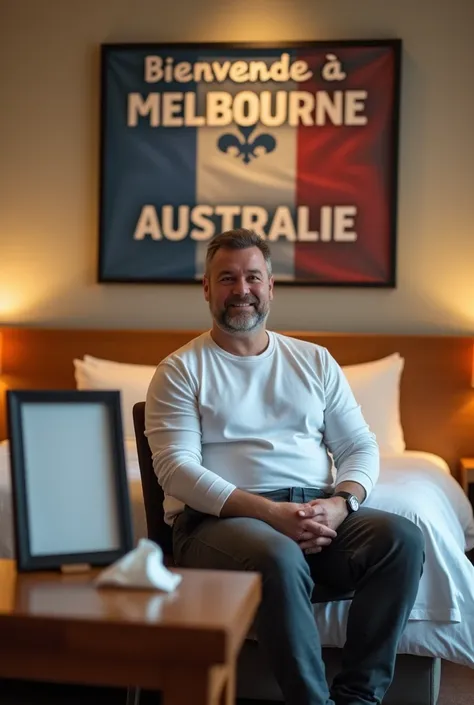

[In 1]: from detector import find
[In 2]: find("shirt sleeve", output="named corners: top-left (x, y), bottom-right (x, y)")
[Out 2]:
top-left (321, 348), bottom-right (380, 499)
top-left (145, 359), bottom-right (236, 516)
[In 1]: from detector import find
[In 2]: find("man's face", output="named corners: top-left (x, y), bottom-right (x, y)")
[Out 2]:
top-left (203, 246), bottom-right (274, 334)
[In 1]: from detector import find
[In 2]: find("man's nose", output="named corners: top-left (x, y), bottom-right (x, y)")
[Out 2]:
top-left (232, 278), bottom-right (250, 296)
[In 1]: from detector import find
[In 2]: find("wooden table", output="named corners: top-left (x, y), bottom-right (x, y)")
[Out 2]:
top-left (0, 560), bottom-right (261, 705)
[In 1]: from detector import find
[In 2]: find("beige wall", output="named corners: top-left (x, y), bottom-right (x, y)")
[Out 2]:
top-left (1, 0), bottom-right (473, 333)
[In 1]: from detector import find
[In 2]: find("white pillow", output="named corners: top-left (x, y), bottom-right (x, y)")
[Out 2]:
top-left (74, 351), bottom-right (405, 454)
top-left (73, 358), bottom-right (156, 440)
top-left (82, 355), bottom-right (156, 377)
top-left (342, 353), bottom-right (405, 455)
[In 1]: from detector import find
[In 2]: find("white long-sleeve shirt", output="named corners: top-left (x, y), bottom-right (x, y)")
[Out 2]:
top-left (145, 331), bottom-right (380, 525)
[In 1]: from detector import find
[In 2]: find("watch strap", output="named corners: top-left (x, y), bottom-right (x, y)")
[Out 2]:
top-left (333, 491), bottom-right (360, 513)
top-left (333, 491), bottom-right (352, 500)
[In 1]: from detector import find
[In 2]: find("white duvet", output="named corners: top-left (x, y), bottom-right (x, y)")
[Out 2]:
top-left (0, 442), bottom-right (473, 667)
top-left (315, 452), bottom-right (474, 667)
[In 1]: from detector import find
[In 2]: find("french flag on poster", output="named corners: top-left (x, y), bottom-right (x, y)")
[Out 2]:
top-left (194, 56), bottom-right (301, 282)
top-left (100, 45), bottom-right (398, 285)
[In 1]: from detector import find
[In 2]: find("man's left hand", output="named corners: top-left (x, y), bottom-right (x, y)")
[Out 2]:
top-left (298, 497), bottom-right (348, 554)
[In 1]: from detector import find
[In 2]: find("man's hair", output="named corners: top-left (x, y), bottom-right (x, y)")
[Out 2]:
top-left (205, 228), bottom-right (273, 276)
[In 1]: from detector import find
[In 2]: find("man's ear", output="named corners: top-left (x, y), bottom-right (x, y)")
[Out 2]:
top-left (203, 275), bottom-right (210, 302)
top-left (269, 275), bottom-right (275, 301)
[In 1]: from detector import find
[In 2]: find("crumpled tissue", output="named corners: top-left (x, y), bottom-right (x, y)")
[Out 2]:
top-left (95, 538), bottom-right (182, 592)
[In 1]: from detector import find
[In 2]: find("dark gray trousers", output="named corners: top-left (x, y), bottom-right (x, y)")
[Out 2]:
top-left (173, 488), bottom-right (425, 705)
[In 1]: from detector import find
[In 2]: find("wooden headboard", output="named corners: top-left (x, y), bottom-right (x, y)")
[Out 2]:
top-left (1, 327), bottom-right (473, 480)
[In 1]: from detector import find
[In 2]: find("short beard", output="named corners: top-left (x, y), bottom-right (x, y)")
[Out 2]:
top-left (216, 301), bottom-right (269, 334)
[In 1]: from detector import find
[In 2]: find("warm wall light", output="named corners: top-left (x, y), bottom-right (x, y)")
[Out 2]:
top-left (472, 342), bottom-right (474, 388)
top-left (0, 330), bottom-right (2, 375)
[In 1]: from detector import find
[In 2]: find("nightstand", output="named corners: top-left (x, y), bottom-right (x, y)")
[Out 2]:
top-left (460, 457), bottom-right (474, 497)
top-left (461, 458), bottom-right (474, 565)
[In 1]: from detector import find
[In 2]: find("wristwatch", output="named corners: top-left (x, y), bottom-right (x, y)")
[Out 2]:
top-left (333, 491), bottom-right (360, 513)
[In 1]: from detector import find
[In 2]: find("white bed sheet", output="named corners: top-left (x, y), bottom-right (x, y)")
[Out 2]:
top-left (316, 452), bottom-right (474, 668)
top-left (0, 441), bottom-right (473, 667)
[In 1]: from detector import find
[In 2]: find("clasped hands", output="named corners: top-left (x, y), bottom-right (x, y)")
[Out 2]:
top-left (269, 498), bottom-right (349, 555)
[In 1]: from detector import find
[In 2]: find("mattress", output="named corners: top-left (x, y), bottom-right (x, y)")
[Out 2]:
top-left (0, 441), bottom-right (473, 667)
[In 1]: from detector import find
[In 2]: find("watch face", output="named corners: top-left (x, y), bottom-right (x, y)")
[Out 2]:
top-left (348, 496), bottom-right (359, 512)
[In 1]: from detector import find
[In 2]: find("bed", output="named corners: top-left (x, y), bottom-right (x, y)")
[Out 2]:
top-left (0, 327), bottom-right (474, 703)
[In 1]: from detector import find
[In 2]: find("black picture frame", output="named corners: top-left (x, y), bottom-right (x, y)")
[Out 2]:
top-left (7, 390), bottom-right (134, 572)
top-left (98, 39), bottom-right (401, 287)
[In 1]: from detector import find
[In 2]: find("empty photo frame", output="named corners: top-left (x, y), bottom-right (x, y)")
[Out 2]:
top-left (7, 390), bottom-right (134, 572)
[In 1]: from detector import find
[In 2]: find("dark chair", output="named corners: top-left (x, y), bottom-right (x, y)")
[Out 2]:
top-left (133, 401), bottom-right (174, 560)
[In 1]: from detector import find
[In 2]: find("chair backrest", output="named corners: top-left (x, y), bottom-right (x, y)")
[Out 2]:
top-left (132, 401), bottom-right (174, 558)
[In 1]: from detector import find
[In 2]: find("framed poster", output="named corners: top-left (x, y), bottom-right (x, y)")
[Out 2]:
top-left (7, 390), bottom-right (134, 572)
top-left (99, 40), bottom-right (401, 286)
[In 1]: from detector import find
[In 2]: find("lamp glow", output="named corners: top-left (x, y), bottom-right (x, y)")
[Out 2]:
top-left (472, 342), bottom-right (474, 388)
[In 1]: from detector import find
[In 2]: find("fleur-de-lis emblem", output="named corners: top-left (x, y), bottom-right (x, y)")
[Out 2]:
top-left (218, 124), bottom-right (276, 164)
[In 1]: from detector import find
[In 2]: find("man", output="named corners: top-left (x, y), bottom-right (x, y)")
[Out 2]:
top-left (145, 228), bottom-right (424, 705)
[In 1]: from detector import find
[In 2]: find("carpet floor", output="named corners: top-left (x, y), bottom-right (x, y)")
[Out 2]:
top-left (1, 660), bottom-right (473, 704)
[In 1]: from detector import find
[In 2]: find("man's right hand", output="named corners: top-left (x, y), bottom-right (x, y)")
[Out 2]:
top-left (220, 489), bottom-right (337, 551)
top-left (265, 501), bottom-right (338, 548)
